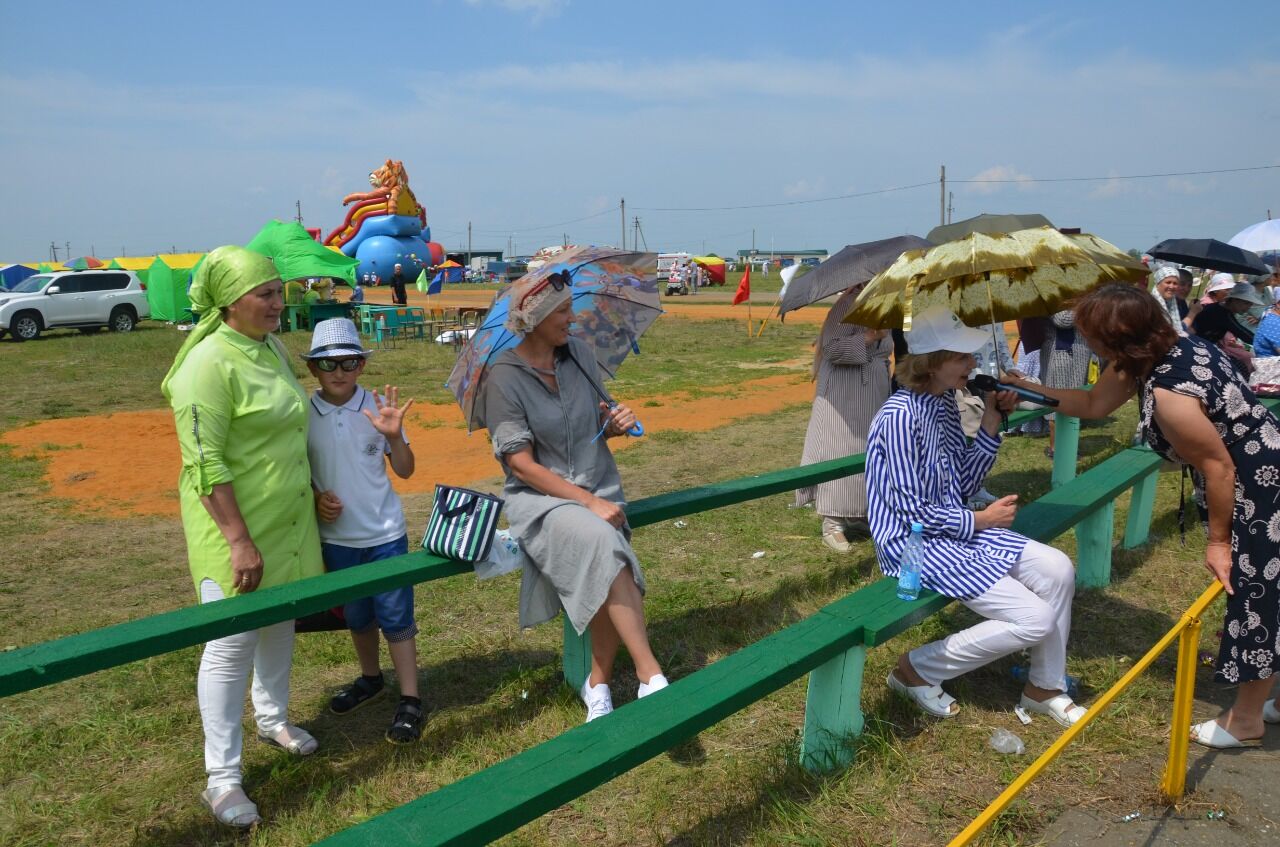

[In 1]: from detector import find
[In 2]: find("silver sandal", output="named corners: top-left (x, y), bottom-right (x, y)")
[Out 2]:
top-left (201, 784), bottom-right (261, 828)
top-left (257, 723), bottom-right (318, 756)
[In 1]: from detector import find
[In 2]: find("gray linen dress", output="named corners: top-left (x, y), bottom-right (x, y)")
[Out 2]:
top-left (482, 336), bottom-right (645, 635)
top-left (795, 291), bottom-right (893, 518)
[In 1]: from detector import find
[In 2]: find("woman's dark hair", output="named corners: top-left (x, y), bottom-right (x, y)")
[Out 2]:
top-left (1073, 283), bottom-right (1178, 380)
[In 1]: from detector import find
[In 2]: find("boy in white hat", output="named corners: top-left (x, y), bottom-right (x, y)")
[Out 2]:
top-left (302, 319), bottom-right (424, 743)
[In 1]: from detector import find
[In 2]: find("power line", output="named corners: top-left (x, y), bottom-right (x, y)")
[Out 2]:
top-left (633, 181), bottom-right (937, 212)
top-left (953, 163), bottom-right (1280, 185)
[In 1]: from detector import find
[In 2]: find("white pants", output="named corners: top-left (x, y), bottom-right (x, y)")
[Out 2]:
top-left (909, 540), bottom-right (1075, 692)
top-left (197, 579), bottom-right (295, 790)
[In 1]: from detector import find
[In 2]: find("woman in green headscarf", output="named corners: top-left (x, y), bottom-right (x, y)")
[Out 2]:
top-left (163, 245), bottom-right (324, 829)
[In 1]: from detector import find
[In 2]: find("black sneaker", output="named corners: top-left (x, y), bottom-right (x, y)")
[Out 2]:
top-left (330, 674), bottom-right (385, 715)
top-left (386, 697), bottom-right (425, 744)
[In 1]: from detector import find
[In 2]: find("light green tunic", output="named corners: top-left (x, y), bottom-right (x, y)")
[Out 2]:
top-left (168, 322), bottom-right (323, 598)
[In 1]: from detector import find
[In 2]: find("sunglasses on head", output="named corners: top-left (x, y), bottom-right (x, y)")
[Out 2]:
top-left (314, 357), bottom-right (364, 372)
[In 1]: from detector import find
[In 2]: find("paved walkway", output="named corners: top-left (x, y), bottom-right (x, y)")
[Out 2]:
top-left (1044, 691), bottom-right (1280, 846)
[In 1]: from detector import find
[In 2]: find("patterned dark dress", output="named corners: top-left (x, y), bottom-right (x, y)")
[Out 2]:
top-left (1139, 336), bottom-right (1280, 684)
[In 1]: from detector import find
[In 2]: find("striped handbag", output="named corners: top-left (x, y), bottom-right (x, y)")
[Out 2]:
top-left (421, 484), bottom-right (503, 563)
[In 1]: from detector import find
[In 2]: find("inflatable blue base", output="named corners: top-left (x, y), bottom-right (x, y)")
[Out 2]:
top-left (342, 215), bottom-right (434, 283)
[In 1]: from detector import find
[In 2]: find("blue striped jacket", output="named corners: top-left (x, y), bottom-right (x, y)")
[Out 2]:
top-left (866, 389), bottom-right (1027, 600)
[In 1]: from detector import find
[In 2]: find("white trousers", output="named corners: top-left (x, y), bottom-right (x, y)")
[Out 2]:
top-left (197, 579), bottom-right (295, 790)
top-left (909, 539), bottom-right (1075, 692)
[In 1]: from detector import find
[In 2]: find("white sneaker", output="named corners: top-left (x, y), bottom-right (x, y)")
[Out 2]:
top-left (637, 673), bottom-right (669, 698)
top-left (580, 681), bottom-right (613, 722)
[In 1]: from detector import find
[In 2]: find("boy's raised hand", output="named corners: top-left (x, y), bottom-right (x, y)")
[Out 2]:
top-left (364, 384), bottom-right (415, 438)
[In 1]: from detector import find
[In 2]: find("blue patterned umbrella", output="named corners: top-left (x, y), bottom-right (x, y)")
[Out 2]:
top-left (447, 246), bottom-right (661, 432)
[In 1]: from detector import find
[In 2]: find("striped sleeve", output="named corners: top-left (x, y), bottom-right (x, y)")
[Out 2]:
top-left (955, 428), bottom-right (1001, 499)
top-left (873, 405), bottom-right (975, 542)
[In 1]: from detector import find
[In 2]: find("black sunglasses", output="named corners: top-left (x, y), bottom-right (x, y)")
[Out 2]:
top-left (314, 357), bottom-right (364, 372)
top-left (547, 270), bottom-right (570, 291)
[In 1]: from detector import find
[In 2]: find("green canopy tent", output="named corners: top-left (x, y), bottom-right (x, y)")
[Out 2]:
top-left (146, 253), bottom-right (204, 322)
top-left (246, 220), bottom-right (358, 286)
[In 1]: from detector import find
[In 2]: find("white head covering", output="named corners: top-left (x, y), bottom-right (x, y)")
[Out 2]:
top-left (1206, 272), bottom-right (1236, 293)
top-left (1151, 266), bottom-right (1180, 284)
top-left (505, 270), bottom-right (573, 335)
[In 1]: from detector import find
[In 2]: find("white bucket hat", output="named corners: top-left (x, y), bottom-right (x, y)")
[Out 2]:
top-left (300, 318), bottom-right (373, 360)
top-left (905, 305), bottom-right (990, 355)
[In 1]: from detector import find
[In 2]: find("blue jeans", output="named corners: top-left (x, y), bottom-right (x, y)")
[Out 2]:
top-left (321, 535), bottom-right (417, 642)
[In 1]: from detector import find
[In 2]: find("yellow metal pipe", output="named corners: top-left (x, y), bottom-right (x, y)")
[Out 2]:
top-left (948, 582), bottom-right (1223, 847)
top-left (1160, 616), bottom-right (1202, 802)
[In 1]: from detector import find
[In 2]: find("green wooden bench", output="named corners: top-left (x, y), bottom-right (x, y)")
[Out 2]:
top-left (311, 444), bottom-right (1165, 847)
top-left (0, 409), bottom-right (1057, 700)
top-left (0, 452), bottom-right (869, 699)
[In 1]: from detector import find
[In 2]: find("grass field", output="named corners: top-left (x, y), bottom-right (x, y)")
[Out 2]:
top-left (0, 313), bottom-right (1231, 846)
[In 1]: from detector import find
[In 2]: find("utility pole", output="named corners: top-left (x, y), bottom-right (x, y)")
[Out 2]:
top-left (620, 198), bottom-right (626, 250)
top-left (947, 191), bottom-right (954, 224)
top-left (467, 221), bottom-right (472, 269)
top-left (65, 241), bottom-right (70, 261)
top-left (634, 217), bottom-right (648, 251)
top-left (50, 241), bottom-right (58, 262)
top-left (507, 234), bottom-right (512, 258)
top-left (940, 165), bottom-right (946, 226)
top-left (295, 200), bottom-right (303, 224)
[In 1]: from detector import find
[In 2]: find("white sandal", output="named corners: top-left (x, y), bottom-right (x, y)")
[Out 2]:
top-left (1190, 719), bottom-right (1262, 749)
top-left (887, 672), bottom-right (958, 718)
top-left (201, 784), bottom-right (261, 829)
top-left (1263, 698), bottom-right (1280, 725)
top-left (257, 723), bottom-right (318, 756)
top-left (1019, 693), bottom-right (1087, 728)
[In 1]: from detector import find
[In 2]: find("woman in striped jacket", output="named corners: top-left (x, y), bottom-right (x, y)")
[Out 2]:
top-left (865, 305), bottom-right (1087, 727)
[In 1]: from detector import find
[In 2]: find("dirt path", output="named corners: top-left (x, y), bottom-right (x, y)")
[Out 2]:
top-left (358, 286), bottom-right (833, 324)
top-left (3, 373), bottom-right (816, 518)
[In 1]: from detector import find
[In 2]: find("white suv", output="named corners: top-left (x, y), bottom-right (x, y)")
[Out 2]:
top-left (0, 270), bottom-right (150, 341)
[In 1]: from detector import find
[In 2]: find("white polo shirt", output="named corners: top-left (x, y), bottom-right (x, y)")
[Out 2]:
top-left (307, 386), bottom-right (408, 548)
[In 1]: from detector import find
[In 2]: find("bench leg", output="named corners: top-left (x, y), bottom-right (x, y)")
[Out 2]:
top-left (800, 645), bottom-right (866, 773)
top-left (562, 615), bottom-right (591, 692)
top-left (1122, 469), bottom-right (1158, 549)
top-left (1051, 414), bottom-right (1080, 489)
top-left (1075, 501), bottom-right (1114, 588)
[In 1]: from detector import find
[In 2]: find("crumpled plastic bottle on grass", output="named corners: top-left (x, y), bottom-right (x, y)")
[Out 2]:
top-left (988, 727), bottom-right (1025, 754)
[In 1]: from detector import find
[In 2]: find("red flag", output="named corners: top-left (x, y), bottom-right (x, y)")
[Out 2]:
top-left (732, 264), bottom-right (751, 305)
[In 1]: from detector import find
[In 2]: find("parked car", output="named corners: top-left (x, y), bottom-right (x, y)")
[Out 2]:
top-left (0, 270), bottom-right (150, 341)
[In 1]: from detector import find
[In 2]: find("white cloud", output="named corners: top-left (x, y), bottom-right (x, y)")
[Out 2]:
top-left (464, 0), bottom-right (567, 20)
top-left (783, 179), bottom-right (826, 198)
top-left (964, 165), bottom-right (1035, 195)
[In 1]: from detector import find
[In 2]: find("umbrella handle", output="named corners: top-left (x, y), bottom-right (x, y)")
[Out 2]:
top-left (608, 400), bottom-right (644, 438)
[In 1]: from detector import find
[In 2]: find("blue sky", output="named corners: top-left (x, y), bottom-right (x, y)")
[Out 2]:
top-left (2, 0), bottom-right (1277, 261)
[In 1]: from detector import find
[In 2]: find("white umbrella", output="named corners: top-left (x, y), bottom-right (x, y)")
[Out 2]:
top-left (1228, 220), bottom-right (1280, 260)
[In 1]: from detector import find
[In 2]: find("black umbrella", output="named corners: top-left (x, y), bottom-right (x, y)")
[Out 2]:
top-left (1147, 238), bottom-right (1271, 275)
top-left (779, 234), bottom-right (933, 317)
top-left (927, 212), bottom-right (1054, 244)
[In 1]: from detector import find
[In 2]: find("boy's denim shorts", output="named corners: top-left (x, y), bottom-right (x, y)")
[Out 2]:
top-left (321, 535), bottom-right (417, 642)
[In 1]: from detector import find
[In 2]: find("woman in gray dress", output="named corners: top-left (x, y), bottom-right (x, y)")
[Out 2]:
top-left (795, 287), bottom-right (893, 552)
top-left (482, 271), bottom-right (667, 723)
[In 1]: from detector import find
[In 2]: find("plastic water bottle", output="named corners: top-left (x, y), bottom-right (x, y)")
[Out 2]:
top-left (988, 727), bottom-right (1025, 755)
top-left (897, 522), bottom-right (925, 601)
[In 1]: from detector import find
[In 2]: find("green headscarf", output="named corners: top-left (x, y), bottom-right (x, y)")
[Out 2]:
top-left (160, 245), bottom-right (282, 399)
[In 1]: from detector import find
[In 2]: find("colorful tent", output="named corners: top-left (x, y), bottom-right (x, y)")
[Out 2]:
top-left (146, 253), bottom-right (204, 322)
top-left (437, 259), bottom-right (465, 283)
top-left (692, 255), bottom-right (727, 285)
top-left (247, 220), bottom-right (358, 286)
top-left (0, 264), bottom-right (38, 290)
top-left (36, 262), bottom-right (66, 272)
top-left (108, 256), bottom-right (156, 273)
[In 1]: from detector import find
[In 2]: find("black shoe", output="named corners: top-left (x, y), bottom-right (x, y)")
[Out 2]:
top-left (386, 697), bottom-right (425, 744)
top-left (330, 674), bottom-right (385, 715)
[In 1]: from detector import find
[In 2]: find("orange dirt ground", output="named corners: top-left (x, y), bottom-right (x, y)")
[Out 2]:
top-left (3, 373), bottom-right (815, 518)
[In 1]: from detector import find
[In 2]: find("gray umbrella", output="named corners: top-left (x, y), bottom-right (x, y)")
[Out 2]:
top-left (779, 234), bottom-right (933, 318)
top-left (927, 212), bottom-right (1054, 244)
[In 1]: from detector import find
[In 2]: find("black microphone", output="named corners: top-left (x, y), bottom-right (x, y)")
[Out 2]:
top-left (967, 373), bottom-right (1060, 407)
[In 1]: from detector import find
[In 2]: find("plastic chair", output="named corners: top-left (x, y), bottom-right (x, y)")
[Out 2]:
top-left (373, 313), bottom-right (398, 348)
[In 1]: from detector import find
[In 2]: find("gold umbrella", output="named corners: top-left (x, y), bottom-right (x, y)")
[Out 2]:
top-left (842, 226), bottom-right (1148, 331)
